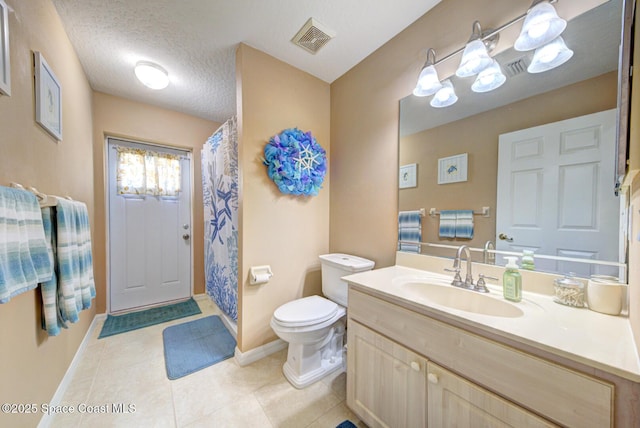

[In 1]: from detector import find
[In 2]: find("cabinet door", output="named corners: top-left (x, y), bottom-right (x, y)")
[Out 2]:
top-left (347, 320), bottom-right (427, 428)
top-left (427, 362), bottom-right (558, 427)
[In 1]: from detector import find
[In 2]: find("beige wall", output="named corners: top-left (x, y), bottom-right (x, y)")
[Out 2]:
top-left (0, 0), bottom-right (94, 426)
top-left (236, 44), bottom-right (330, 351)
top-left (330, 0), bottom-right (607, 269)
top-left (92, 92), bottom-right (219, 312)
top-left (400, 72), bottom-right (617, 252)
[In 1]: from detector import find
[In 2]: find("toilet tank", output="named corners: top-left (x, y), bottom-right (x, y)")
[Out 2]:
top-left (319, 253), bottom-right (375, 307)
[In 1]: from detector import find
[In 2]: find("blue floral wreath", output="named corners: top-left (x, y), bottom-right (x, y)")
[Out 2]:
top-left (263, 128), bottom-right (327, 197)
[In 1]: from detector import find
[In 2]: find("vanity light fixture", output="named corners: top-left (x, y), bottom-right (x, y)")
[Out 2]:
top-left (514, 0), bottom-right (567, 52)
top-left (430, 79), bottom-right (458, 108)
top-left (471, 59), bottom-right (506, 93)
top-left (413, 48), bottom-right (443, 97)
top-left (527, 36), bottom-right (573, 73)
top-left (456, 21), bottom-right (496, 78)
top-left (412, 0), bottom-right (569, 107)
top-left (134, 61), bottom-right (169, 90)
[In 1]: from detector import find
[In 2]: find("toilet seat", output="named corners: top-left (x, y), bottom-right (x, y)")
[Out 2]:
top-left (273, 295), bottom-right (342, 328)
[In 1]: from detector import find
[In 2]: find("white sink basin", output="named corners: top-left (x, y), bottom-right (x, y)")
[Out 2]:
top-left (401, 281), bottom-right (524, 318)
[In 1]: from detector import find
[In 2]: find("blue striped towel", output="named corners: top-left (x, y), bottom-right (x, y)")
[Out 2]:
top-left (56, 199), bottom-right (95, 324)
top-left (0, 186), bottom-right (53, 303)
top-left (398, 210), bottom-right (422, 253)
top-left (40, 207), bottom-right (66, 336)
top-left (439, 210), bottom-right (457, 239)
top-left (455, 210), bottom-right (474, 239)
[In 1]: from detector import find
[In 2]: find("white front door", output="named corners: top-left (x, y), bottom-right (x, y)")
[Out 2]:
top-left (496, 109), bottom-right (620, 276)
top-left (108, 138), bottom-right (192, 312)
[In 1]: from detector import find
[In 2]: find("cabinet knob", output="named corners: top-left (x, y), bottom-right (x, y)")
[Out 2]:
top-left (410, 361), bottom-right (420, 372)
top-left (428, 373), bottom-right (439, 384)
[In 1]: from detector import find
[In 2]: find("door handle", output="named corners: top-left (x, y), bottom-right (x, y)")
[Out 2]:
top-left (498, 233), bottom-right (513, 242)
top-left (182, 233), bottom-right (190, 240)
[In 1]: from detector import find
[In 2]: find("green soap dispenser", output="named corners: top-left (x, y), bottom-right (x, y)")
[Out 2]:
top-left (503, 256), bottom-right (522, 302)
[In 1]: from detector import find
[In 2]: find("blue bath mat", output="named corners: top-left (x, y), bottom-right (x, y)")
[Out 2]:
top-left (163, 315), bottom-right (236, 380)
top-left (336, 421), bottom-right (357, 428)
top-left (98, 298), bottom-right (201, 339)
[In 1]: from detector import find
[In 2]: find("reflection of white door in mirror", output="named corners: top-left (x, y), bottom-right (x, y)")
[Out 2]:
top-left (496, 109), bottom-right (619, 277)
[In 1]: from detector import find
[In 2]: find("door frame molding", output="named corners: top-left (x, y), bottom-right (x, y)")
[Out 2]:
top-left (104, 135), bottom-right (194, 314)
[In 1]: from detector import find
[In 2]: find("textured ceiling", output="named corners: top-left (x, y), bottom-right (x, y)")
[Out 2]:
top-left (52, 0), bottom-right (441, 123)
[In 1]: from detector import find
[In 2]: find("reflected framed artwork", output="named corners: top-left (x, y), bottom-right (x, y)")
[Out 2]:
top-left (34, 51), bottom-right (62, 141)
top-left (0, 0), bottom-right (10, 96)
top-left (399, 163), bottom-right (417, 188)
top-left (438, 153), bottom-right (467, 184)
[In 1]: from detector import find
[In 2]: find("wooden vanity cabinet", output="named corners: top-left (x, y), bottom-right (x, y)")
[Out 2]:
top-left (347, 319), bottom-right (428, 428)
top-left (427, 361), bottom-right (557, 427)
top-left (346, 288), bottom-right (614, 428)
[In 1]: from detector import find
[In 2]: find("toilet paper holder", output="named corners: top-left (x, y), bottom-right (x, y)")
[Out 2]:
top-left (249, 265), bottom-right (273, 285)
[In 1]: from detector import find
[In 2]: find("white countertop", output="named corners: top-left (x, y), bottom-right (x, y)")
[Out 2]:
top-left (343, 265), bottom-right (640, 382)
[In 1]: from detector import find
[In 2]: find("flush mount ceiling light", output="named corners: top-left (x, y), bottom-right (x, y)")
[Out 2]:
top-left (430, 80), bottom-right (458, 108)
top-left (527, 36), bottom-right (573, 73)
top-left (515, 0), bottom-right (567, 51)
top-left (471, 60), bottom-right (507, 93)
top-left (456, 21), bottom-right (497, 78)
top-left (413, 49), bottom-right (442, 97)
top-left (134, 61), bottom-right (169, 90)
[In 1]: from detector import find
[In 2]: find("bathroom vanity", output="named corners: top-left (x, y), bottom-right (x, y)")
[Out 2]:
top-left (343, 254), bottom-right (640, 427)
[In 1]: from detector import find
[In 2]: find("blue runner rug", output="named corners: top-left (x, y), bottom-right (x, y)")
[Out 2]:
top-left (98, 298), bottom-right (201, 339)
top-left (163, 315), bottom-right (236, 380)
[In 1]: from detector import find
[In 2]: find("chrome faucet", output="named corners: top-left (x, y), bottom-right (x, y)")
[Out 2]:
top-left (446, 245), bottom-right (474, 289)
top-left (483, 240), bottom-right (495, 264)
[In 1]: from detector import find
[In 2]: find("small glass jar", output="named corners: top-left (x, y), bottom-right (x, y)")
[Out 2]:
top-left (553, 275), bottom-right (585, 307)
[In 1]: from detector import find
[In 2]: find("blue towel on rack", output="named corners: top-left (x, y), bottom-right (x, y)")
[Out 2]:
top-left (439, 210), bottom-right (457, 239)
top-left (455, 210), bottom-right (474, 239)
top-left (398, 210), bottom-right (422, 253)
top-left (40, 207), bottom-right (66, 336)
top-left (56, 199), bottom-right (95, 324)
top-left (0, 186), bottom-right (53, 303)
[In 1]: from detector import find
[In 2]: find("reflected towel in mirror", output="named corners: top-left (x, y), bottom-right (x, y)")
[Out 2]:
top-left (398, 210), bottom-right (422, 253)
top-left (455, 210), bottom-right (474, 239)
top-left (439, 210), bottom-right (456, 238)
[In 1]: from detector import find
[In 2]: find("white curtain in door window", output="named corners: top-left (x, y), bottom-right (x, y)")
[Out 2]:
top-left (115, 146), bottom-right (181, 196)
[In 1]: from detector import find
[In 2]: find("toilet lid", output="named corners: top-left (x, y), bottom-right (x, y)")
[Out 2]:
top-left (273, 295), bottom-right (340, 327)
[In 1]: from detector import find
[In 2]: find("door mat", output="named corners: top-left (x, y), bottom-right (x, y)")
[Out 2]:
top-left (162, 315), bottom-right (236, 380)
top-left (98, 298), bottom-right (201, 339)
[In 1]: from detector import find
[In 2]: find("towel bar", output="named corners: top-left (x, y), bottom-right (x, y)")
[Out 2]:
top-left (429, 207), bottom-right (490, 217)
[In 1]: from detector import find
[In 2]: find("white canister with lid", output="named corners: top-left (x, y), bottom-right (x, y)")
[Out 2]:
top-left (587, 276), bottom-right (625, 316)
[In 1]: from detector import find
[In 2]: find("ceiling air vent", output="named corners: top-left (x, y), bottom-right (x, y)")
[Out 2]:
top-left (292, 18), bottom-right (335, 54)
top-left (504, 57), bottom-right (530, 78)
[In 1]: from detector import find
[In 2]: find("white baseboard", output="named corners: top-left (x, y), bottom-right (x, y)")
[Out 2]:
top-left (194, 293), bottom-right (238, 341)
top-left (194, 293), bottom-right (283, 366)
top-left (218, 312), bottom-right (237, 340)
top-left (234, 339), bottom-right (287, 367)
top-left (38, 313), bottom-right (107, 428)
top-left (192, 293), bottom-right (208, 302)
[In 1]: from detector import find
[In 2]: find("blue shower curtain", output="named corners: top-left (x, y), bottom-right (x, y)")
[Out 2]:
top-left (202, 116), bottom-right (238, 321)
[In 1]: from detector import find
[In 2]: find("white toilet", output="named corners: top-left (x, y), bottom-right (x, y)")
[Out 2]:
top-left (270, 253), bottom-right (375, 389)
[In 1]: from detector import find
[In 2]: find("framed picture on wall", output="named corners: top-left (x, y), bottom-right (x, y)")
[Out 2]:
top-left (399, 163), bottom-right (417, 188)
top-left (34, 52), bottom-right (62, 140)
top-left (438, 153), bottom-right (467, 184)
top-left (0, 0), bottom-right (10, 96)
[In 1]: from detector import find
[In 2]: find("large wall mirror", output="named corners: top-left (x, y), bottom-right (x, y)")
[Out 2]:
top-left (399, 0), bottom-right (632, 279)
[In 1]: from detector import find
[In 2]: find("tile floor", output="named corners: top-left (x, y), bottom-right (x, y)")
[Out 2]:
top-left (50, 298), bottom-right (365, 427)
